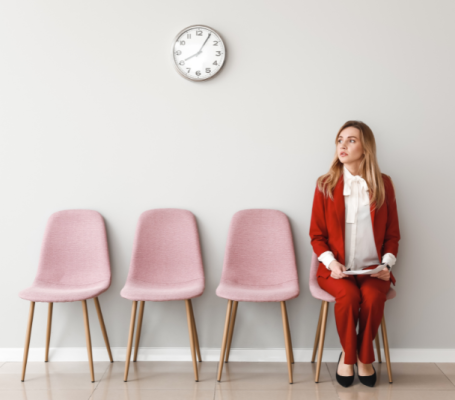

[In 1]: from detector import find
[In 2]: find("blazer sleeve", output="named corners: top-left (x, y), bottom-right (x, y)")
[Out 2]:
top-left (309, 183), bottom-right (332, 257)
top-left (382, 176), bottom-right (401, 257)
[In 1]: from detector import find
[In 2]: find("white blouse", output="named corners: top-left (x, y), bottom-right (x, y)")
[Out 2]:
top-left (318, 166), bottom-right (397, 271)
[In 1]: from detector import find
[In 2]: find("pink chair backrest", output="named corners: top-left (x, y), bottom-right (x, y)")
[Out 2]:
top-left (128, 209), bottom-right (204, 284)
top-left (220, 209), bottom-right (298, 286)
top-left (36, 210), bottom-right (110, 285)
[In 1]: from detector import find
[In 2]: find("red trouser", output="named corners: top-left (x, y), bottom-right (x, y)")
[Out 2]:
top-left (317, 265), bottom-right (391, 365)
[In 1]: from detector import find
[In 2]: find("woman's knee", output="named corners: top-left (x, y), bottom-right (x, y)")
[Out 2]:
top-left (360, 287), bottom-right (387, 306)
top-left (336, 288), bottom-right (361, 307)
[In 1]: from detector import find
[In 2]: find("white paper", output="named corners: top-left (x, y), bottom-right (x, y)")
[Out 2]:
top-left (343, 264), bottom-right (386, 275)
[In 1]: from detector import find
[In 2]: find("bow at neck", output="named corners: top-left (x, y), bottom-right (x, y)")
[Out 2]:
top-left (343, 166), bottom-right (370, 223)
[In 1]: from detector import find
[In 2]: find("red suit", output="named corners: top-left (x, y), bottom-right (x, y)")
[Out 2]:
top-left (309, 173), bottom-right (400, 364)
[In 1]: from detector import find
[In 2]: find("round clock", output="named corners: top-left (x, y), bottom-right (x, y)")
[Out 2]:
top-left (172, 25), bottom-right (226, 81)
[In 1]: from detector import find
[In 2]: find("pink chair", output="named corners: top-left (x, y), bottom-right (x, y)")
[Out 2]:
top-left (309, 251), bottom-right (395, 383)
top-left (19, 210), bottom-right (112, 383)
top-left (121, 209), bottom-right (205, 382)
top-left (216, 209), bottom-right (300, 384)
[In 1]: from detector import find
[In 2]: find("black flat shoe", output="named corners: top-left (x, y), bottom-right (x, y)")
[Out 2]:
top-left (336, 352), bottom-right (355, 388)
top-left (356, 363), bottom-right (377, 387)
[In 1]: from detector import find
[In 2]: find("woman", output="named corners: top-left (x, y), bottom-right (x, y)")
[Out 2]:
top-left (309, 120), bottom-right (400, 387)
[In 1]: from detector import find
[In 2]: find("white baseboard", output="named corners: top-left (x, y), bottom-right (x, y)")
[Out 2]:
top-left (2, 347), bottom-right (455, 363)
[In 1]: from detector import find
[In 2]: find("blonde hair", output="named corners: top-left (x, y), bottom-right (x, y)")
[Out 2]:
top-left (317, 120), bottom-right (390, 210)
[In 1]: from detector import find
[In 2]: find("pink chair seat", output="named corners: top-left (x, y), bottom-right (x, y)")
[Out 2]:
top-left (309, 251), bottom-right (396, 302)
top-left (120, 277), bottom-right (204, 302)
top-left (19, 279), bottom-right (111, 303)
top-left (309, 283), bottom-right (336, 303)
top-left (216, 279), bottom-right (299, 302)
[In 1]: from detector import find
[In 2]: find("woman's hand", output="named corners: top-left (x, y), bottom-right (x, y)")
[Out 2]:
top-left (371, 266), bottom-right (390, 281)
top-left (328, 261), bottom-right (349, 279)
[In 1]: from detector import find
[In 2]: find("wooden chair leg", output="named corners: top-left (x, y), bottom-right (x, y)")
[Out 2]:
top-left (315, 301), bottom-right (329, 383)
top-left (225, 301), bottom-right (238, 363)
top-left (185, 300), bottom-right (199, 382)
top-left (81, 300), bottom-right (95, 382)
top-left (133, 301), bottom-right (145, 362)
top-left (189, 299), bottom-right (202, 362)
top-left (375, 332), bottom-right (382, 363)
top-left (217, 300), bottom-right (233, 382)
top-left (284, 302), bottom-right (294, 364)
top-left (94, 297), bottom-right (113, 363)
top-left (381, 315), bottom-right (393, 383)
top-left (21, 302), bottom-right (35, 382)
top-left (45, 303), bottom-right (53, 362)
top-left (124, 301), bottom-right (138, 382)
top-left (281, 302), bottom-right (293, 384)
top-left (311, 302), bottom-right (324, 363)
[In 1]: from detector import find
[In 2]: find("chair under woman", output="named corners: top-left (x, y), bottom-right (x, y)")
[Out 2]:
top-left (309, 251), bottom-right (394, 384)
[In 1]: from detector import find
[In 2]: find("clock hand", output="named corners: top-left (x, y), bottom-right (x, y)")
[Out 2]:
top-left (181, 32), bottom-right (211, 62)
top-left (198, 33), bottom-right (211, 53)
top-left (184, 51), bottom-right (202, 61)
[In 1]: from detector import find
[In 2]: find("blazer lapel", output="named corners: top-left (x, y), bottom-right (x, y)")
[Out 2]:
top-left (369, 193), bottom-right (382, 260)
top-left (334, 174), bottom-right (345, 262)
top-left (370, 192), bottom-right (376, 229)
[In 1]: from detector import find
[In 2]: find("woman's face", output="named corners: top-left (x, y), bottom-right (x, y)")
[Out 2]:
top-left (337, 127), bottom-right (364, 166)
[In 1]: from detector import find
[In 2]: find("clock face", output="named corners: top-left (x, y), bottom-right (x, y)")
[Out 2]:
top-left (172, 25), bottom-right (226, 81)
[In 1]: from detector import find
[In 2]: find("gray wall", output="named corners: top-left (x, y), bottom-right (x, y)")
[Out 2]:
top-left (1, 0), bottom-right (454, 353)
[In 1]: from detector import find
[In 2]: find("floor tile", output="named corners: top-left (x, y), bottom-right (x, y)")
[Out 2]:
top-left (436, 363), bottom-right (455, 386)
top-left (0, 389), bottom-right (94, 400)
top-left (0, 361), bottom-right (110, 375)
top-left (326, 362), bottom-right (455, 392)
top-left (335, 390), bottom-right (455, 400)
top-left (215, 389), bottom-right (340, 399)
top-left (90, 389), bottom-right (215, 400)
top-left (0, 362), bottom-right (110, 391)
top-left (215, 362), bottom-right (336, 391)
top-left (96, 361), bottom-right (217, 391)
top-left (2, 361), bottom-right (454, 399)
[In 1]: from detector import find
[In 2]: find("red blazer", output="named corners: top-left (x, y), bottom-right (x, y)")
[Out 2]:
top-left (309, 173), bottom-right (400, 286)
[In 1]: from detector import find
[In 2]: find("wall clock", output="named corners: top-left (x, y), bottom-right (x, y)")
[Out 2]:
top-left (172, 25), bottom-right (226, 81)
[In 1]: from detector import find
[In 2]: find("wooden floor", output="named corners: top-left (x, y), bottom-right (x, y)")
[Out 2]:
top-left (2, 361), bottom-right (455, 399)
